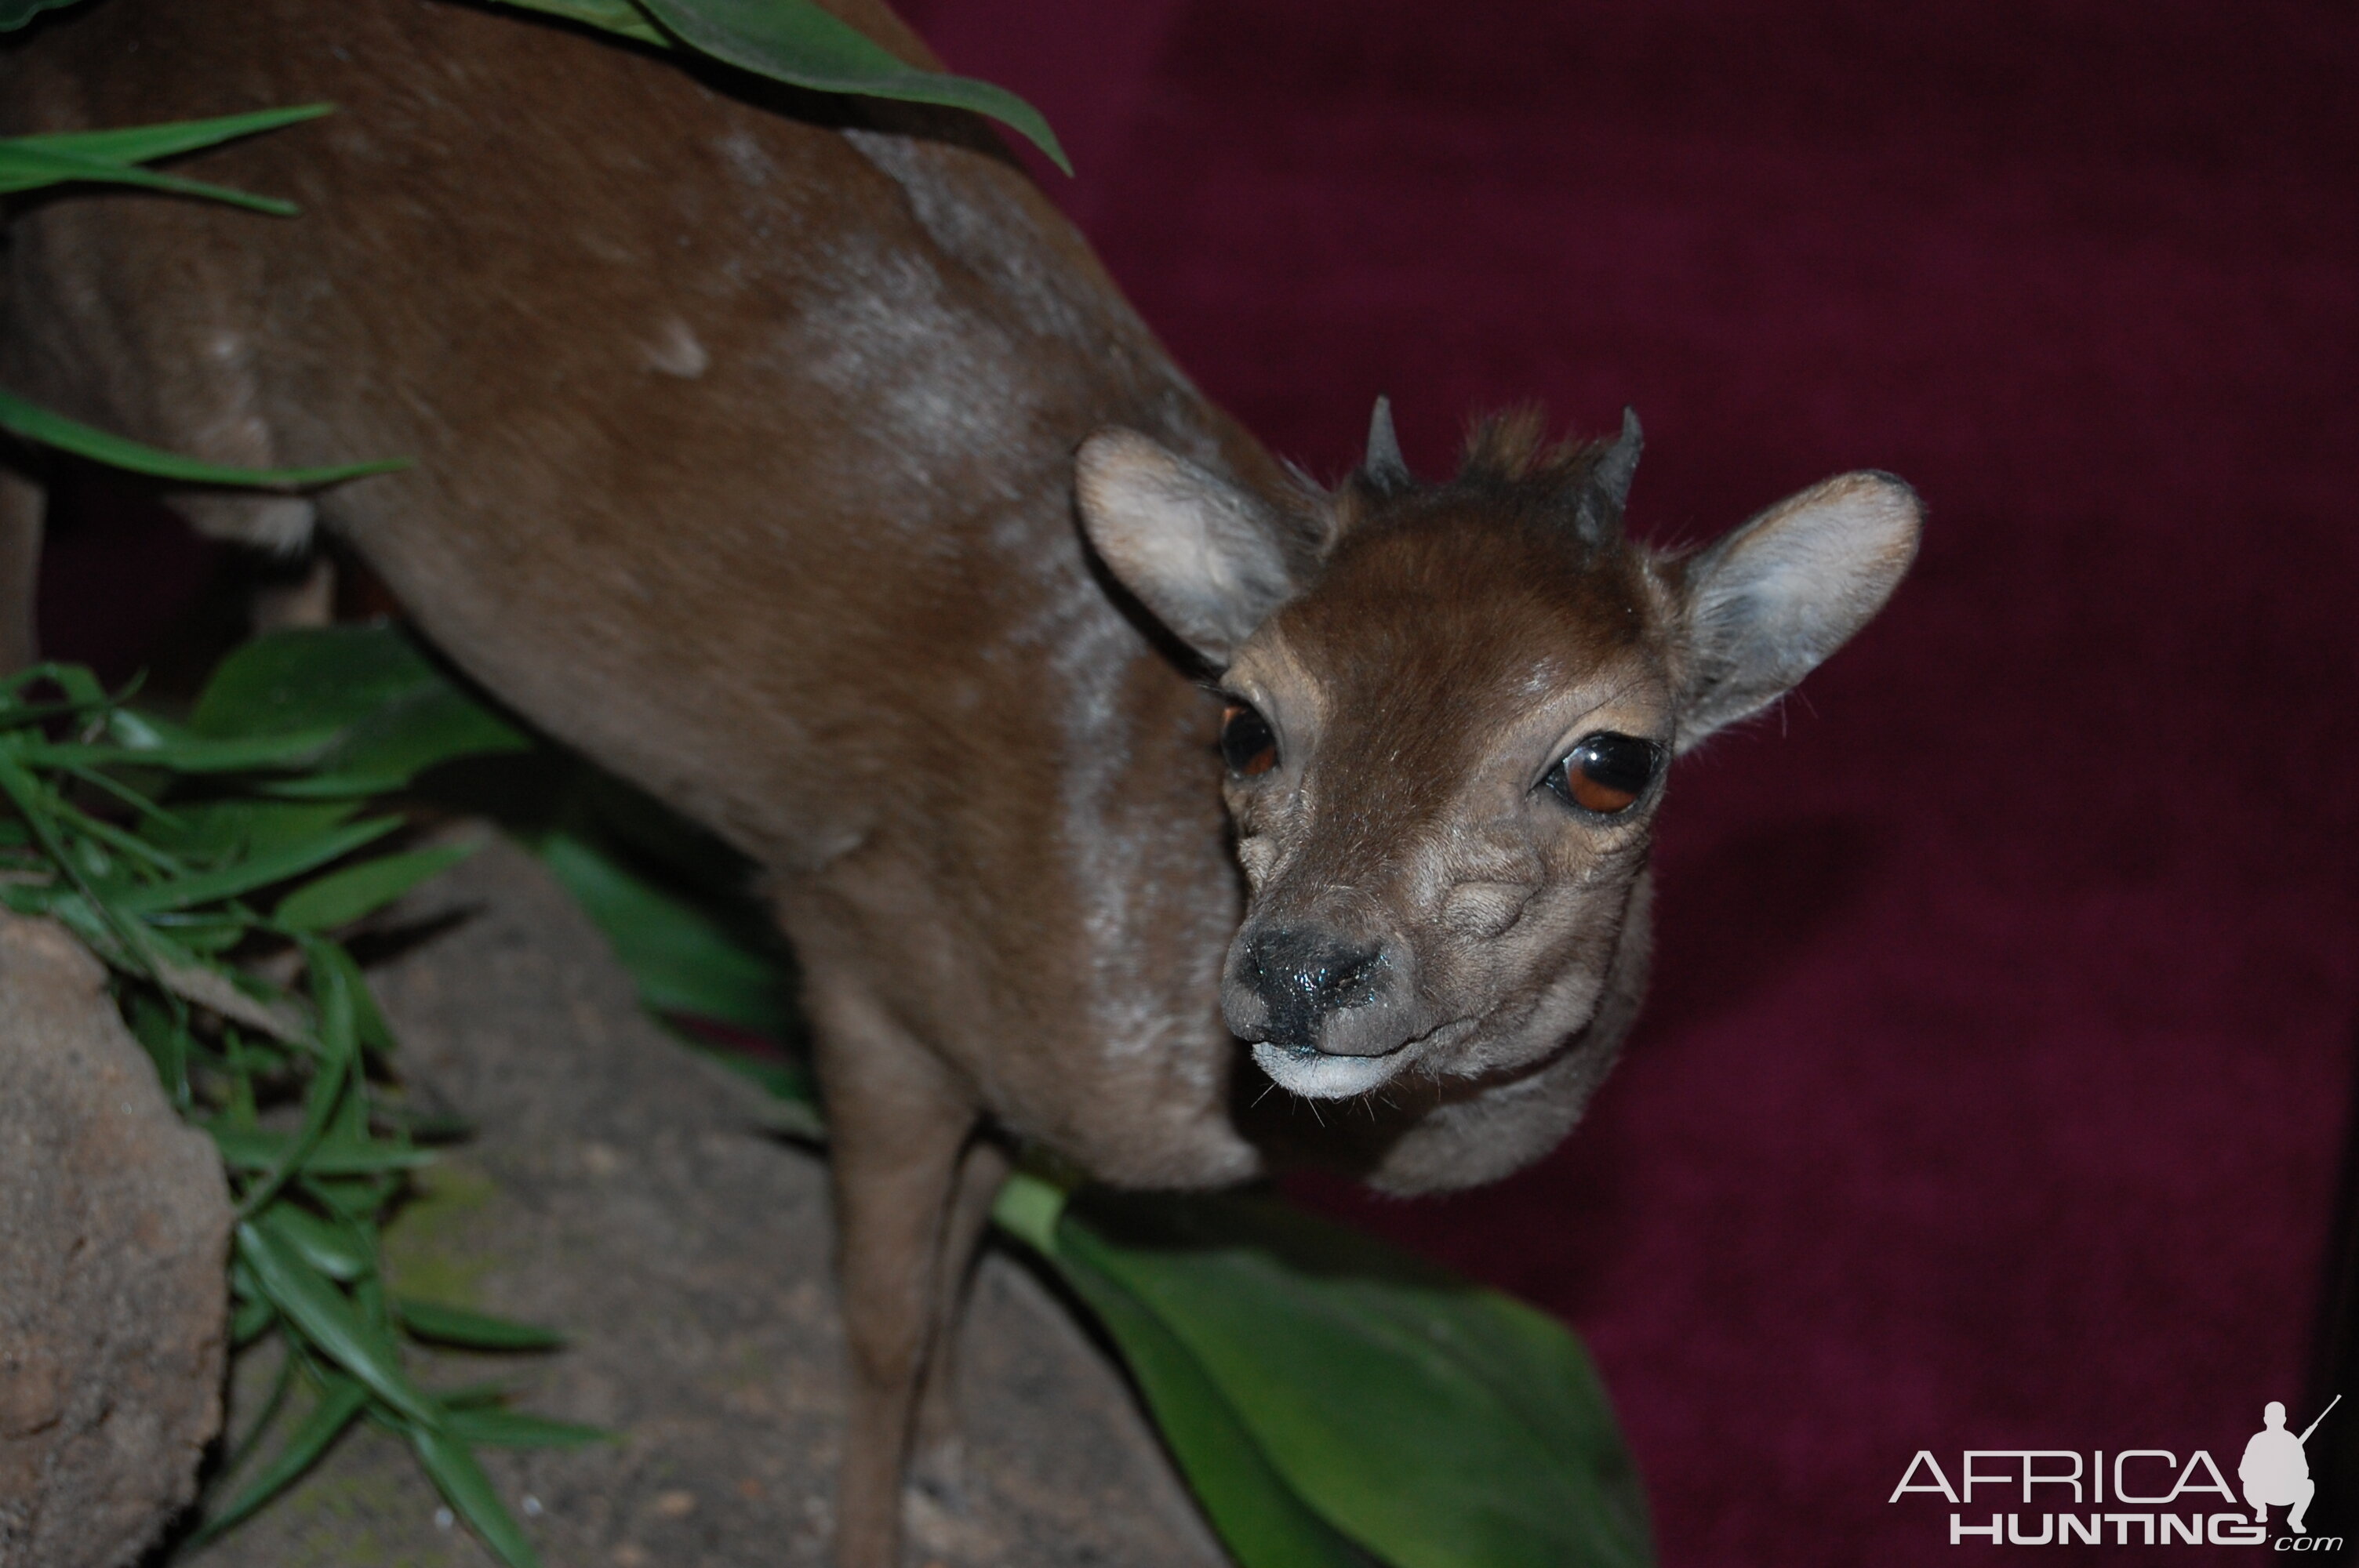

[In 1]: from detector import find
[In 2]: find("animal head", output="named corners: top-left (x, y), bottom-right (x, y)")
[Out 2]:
top-left (1078, 400), bottom-right (1920, 1102)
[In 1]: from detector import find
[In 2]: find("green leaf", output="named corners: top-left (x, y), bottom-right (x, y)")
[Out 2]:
top-left (191, 626), bottom-right (529, 791)
top-left (396, 1298), bottom-right (563, 1352)
top-left (440, 1405), bottom-right (611, 1449)
top-left (236, 1220), bottom-right (440, 1428)
top-left (407, 1421), bottom-right (541, 1568)
top-left (256, 1203), bottom-right (374, 1283)
top-left (194, 626), bottom-right (447, 736)
top-left (0, 385), bottom-right (407, 487)
top-left (192, 1372), bottom-right (370, 1541)
top-left (631, 0), bottom-right (1070, 173)
top-left (0, 0), bottom-right (83, 34)
top-left (150, 798), bottom-right (364, 862)
top-left (0, 140), bottom-right (302, 213)
top-left (26, 726), bottom-right (343, 771)
top-left (536, 829), bottom-right (795, 1036)
top-left (275, 842), bottom-right (474, 931)
top-left (1056, 1191), bottom-right (1653, 1568)
top-left (495, 0), bottom-right (668, 46)
top-left (1054, 1238), bottom-right (1375, 1568)
top-left (210, 1125), bottom-right (438, 1175)
top-left (113, 815), bottom-right (402, 913)
top-left (7, 103), bottom-right (333, 165)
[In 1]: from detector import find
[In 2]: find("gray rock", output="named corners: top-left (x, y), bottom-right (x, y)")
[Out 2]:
top-left (0, 912), bottom-right (233, 1568)
top-left (189, 835), bottom-right (1224, 1567)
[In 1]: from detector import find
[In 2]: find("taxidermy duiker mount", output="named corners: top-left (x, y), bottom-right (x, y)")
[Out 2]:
top-left (0, 0), bottom-right (1919, 1561)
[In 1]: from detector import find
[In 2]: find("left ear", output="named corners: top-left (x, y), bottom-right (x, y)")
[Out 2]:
top-left (1674, 470), bottom-right (1922, 752)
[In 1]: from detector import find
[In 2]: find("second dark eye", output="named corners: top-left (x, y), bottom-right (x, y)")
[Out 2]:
top-left (1219, 702), bottom-right (1278, 777)
top-left (1547, 732), bottom-right (1659, 815)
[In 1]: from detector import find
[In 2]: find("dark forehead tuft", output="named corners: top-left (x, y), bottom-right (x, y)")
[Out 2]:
top-left (1274, 492), bottom-right (1659, 699)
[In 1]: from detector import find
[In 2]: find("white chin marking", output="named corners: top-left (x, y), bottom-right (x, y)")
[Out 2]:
top-left (1252, 1042), bottom-right (1401, 1100)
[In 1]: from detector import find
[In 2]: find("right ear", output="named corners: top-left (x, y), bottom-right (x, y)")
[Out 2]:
top-left (1076, 429), bottom-right (1299, 663)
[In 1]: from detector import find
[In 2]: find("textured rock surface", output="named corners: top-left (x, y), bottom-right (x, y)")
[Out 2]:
top-left (191, 837), bottom-right (1224, 1567)
top-left (0, 911), bottom-right (233, 1568)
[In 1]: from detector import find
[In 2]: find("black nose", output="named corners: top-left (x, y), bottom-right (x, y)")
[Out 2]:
top-left (1246, 926), bottom-right (1384, 1049)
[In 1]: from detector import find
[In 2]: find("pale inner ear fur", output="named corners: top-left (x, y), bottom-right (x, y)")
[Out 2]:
top-left (1675, 470), bottom-right (1923, 751)
top-left (1075, 428), bottom-right (1297, 662)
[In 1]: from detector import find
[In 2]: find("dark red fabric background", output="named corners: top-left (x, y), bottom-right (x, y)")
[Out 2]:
top-left (891, 2), bottom-right (2356, 1563)
top-left (32, 2), bottom-right (2357, 1563)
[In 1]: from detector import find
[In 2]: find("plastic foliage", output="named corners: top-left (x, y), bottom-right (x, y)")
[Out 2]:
top-left (193, 626), bottom-right (1657, 1568)
top-left (0, 655), bottom-right (597, 1568)
top-left (0, 103), bottom-right (410, 485)
top-left (0, 0), bottom-right (1069, 172)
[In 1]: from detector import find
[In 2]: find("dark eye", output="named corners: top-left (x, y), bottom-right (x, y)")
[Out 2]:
top-left (1219, 702), bottom-right (1278, 777)
top-left (1547, 732), bottom-right (1658, 815)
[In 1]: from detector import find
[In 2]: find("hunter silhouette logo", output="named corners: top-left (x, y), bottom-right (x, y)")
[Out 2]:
top-left (1889, 1396), bottom-right (2343, 1548)
top-left (2244, 1396), bottom-right (2337, 1537)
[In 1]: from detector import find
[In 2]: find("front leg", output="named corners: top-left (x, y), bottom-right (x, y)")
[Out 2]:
top-left (807, 971), bottom-right (980, 1568)
top-left (0, 467), bottom-right (45, 673)
top-left (911, 1133), bottom-right (1012, 1512)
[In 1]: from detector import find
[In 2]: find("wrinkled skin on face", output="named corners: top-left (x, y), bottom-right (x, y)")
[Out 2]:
top-left (1218, 504), bottom-right (1674, 1105)
top-left (1078, 405), bottom-right (1920, 1189)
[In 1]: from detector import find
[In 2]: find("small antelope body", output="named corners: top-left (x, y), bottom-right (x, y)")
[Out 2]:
top-left (0, 1), bottom-right (1920, 1561)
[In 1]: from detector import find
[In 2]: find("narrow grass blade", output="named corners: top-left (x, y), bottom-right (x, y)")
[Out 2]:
top-left (257, 1203), bottom-right (373, 1282)
top-left (8, 103), bottom-right (333, 164)
top-left (441, 1406), bottom-right (611, 1449)
top-left (0, 141), bottom-right (300, 212)
top-left (31, 726), bottom-right (344, 771)
top-left (191, 1373), bottom-right (369, 1541)
top-left (114, 815), bottom-right (401, 913)
top-left (632, 0), bottom-right (1070, 173)
top-left (276, 843), bottom-right (474, 931)
top-left (0, 387), bottom-right (407, 486)
top-left (408, 1421), bottom-right (541, 1568)
top-left (397, 1298), bottom-right (563, 1352)
top-left (236, 1221), bottom-right (439, 1427)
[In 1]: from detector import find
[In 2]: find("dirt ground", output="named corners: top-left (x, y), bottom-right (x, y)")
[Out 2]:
top-left (180, 835), bottom-right (1223, 1568)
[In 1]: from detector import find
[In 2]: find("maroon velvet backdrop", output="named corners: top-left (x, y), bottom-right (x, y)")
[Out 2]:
top-left (893, 2), bottom-right (2357, 1562)
top-left (32, 2), bottom-right (2357, 1563)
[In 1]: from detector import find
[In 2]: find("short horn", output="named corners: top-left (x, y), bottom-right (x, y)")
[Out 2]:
top-left (1575, 405), bottom-right (1642, 543)
top-left (1362, 395), bottom-right (1412, 490)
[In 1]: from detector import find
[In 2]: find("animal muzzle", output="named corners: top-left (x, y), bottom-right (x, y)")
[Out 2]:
top-left (1225, 923), bottom-right (1416, 1058)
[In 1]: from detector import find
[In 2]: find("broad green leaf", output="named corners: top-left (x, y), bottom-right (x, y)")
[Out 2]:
top-left (1059, 1191), bottom-right (1653, 1568)
top-left (210, 1125), bottom-right (437, 1175)
top-left (194, 626), bottom-right (446, 736)
top-left (275, 842), bottom-right (474, 930)
top-left (1051, 1229), bottom-right (1374, 1567)
top-left (149, 798), bottom-right (363, 862)
top-left (193, 1372), bottom-right (370, 1541)
top-left (113, 815), bottom-right (402, 913)
top-left (236, 1220), bottom-right (440, 1427)
top-left (441, 1405), bottom-right (611, 1449)
top-left (407, 1421), bottom-right (540, 1568)
top-left (0, 0), bottom-right (81, 34)
top-left (0, 386), bottom-right (407, 487)
top-left (631, 0), bottom-right (1070, 173)
top-left (537, 829), bottom-right (795, 1036)
top-left (496, 0), bottom-right (667, 46)
top-left (7, 103), bottom-right (332, 165)
top-left (397, 1297), bottom-right (563, 1352)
